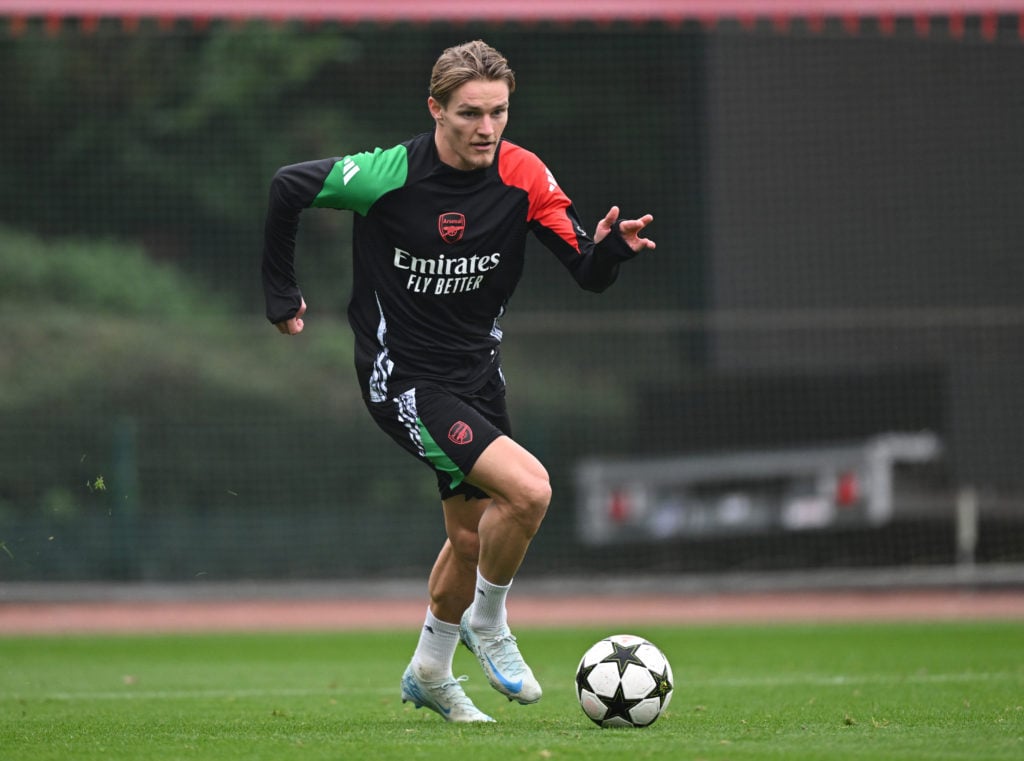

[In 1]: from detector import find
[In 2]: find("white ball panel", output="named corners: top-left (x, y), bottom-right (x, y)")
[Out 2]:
top-left (602, 715), bottom-right (635, 729)
top-left (635, 643), bottom-right (667, 672)
top-left (580, 640), bottom-right (614, 668)
top-left (586, 662), bottom-right (623, 698)
top-left (607, 633), bottom-right (646, 648)
top-left (629, 697), bottom-right (663, 727)
top-left (578, 689), bottom-right (607, 722)
top-left (619, 663), bottom-right (656, 700)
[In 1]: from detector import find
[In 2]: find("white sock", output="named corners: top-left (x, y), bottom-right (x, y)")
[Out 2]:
top-left (411, 608), bottom-right (459, 680)
top-left (470, 569), bottom-right (511, 631)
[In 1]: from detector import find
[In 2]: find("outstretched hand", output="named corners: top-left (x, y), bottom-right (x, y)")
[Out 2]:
top-left (594, 206), bottom-right (656, 252)
top-left (275, 298), bottom-right (307, 335)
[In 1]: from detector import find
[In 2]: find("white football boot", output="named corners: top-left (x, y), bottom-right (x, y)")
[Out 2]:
top-left (400, 663), bottom-right (495, 723)
top-left (459, 610), bottom-right (542, 704)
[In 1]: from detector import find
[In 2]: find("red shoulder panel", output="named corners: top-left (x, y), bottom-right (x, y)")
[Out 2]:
top-left (498, 141), bottom-right (580, 253)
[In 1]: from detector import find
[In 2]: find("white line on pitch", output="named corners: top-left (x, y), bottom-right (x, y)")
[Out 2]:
top-left (686, 672), bottom-right (1020, 688)
top-left (4, 686), bottom-right (386, 701)
top-left (5, 671), bottom-right (1017, 702)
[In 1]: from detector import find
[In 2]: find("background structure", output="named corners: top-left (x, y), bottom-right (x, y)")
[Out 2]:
top-left (1, 0), bottom-right (1022, 585)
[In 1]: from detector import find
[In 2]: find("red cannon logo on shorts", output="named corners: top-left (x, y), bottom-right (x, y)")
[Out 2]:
top-left (448, 421), bottom-right (474, 445)
top-left (438, 212), bottom-right (466, 244)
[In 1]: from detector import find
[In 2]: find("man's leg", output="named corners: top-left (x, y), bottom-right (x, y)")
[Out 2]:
top-left (457, 435), bottom-right (549, 704)
top-left (402, 498), bottom-right (495, 723)
top-left (429, 497), bottom-right (490, 623)
top-left (465, 435), bottom-right (551, 584)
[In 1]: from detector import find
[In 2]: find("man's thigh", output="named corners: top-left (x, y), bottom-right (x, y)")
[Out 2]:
top-left (365, 382), bottom-right (509, 496)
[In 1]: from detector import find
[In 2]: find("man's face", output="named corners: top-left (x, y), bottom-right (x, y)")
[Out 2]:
top-left (430, 79), bottom-right (509, 171)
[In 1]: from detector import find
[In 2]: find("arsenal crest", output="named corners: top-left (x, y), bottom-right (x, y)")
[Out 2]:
top-left (438, 212), bottom-right (466, 244)
top-left (448, 421), bottom-right (473, 445)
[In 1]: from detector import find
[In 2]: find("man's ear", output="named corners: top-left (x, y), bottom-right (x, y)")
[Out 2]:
top-left (428, 97), bottom-right (444, 123)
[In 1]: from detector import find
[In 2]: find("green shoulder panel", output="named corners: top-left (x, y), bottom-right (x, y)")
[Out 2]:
top-left (312, 143), bottom-right (409, 216)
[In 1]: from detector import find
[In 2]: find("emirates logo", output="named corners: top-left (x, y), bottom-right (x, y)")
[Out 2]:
top-left (438, 212), bottom-right (466, 244)
top-left (448, 421), bottom-right (473, 445)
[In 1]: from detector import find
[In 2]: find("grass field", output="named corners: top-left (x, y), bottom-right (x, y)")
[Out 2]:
top-left (2, 621), bottom-right (1021, 761)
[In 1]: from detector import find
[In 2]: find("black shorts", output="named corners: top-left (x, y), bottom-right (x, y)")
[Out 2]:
top-left (364, 372), bottom-right (511, 500)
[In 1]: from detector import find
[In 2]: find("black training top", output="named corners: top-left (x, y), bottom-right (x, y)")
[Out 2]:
top-left (262, 131), bottom-right (638, 401)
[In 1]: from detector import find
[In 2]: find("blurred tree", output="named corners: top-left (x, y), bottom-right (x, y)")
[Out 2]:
top-left (0, 25), bottom-right (372, 309)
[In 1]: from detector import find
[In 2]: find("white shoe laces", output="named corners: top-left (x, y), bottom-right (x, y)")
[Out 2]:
top-left (439, 676), bottom-right (487, 715)
top-left (482, 630), bottom-right (528, 674)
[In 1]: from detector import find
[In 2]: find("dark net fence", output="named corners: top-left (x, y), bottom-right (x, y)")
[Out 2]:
top-left (1, 11), bottom-right (1023, 582)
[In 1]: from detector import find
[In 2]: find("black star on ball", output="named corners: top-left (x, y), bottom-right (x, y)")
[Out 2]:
top-left (576, 662), bottom-right (597, 695)
top-left (600, 682), bottom-right (645, 725)
top-left (651, 664), bottom-right (673, 700)
top-left (601, 641), bottom-right (647, 676)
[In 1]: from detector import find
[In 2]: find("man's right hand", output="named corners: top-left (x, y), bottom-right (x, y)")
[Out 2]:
top-left (275, 298), bottom-right (307, 335)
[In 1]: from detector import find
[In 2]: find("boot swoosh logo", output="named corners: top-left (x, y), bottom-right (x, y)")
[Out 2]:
top-left (485, 655), bottom-right (523, 693)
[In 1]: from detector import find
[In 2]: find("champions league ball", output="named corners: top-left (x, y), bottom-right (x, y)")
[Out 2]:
top-left (575, 634), bottom-right (674, 728)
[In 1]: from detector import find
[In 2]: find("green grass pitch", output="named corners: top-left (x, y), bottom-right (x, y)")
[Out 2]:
top-left (2, 621), bottom-right (1021, 760)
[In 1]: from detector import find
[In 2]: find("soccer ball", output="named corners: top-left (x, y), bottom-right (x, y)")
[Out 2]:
top-left (575, 633), bottom-right (674, 728)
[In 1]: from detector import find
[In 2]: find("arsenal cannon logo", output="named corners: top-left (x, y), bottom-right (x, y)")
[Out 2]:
top-left (448, 421), bottom-right (474, 445)
top-left (438, 212), bottom-right (466, 244)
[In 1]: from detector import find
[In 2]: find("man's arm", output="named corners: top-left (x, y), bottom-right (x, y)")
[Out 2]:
top-left (504, 145), bottom-right (654, 292)
top-left (261, 158), bottom-right (338, 325)
top-left (532, 202), bottom-right (655, 293)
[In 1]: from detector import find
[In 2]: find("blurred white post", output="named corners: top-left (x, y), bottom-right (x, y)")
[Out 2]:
top-left (955, 486), bottom-right (978, 569)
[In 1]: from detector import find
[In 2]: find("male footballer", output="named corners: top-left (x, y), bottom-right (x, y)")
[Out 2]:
top-left (262, 39), bottom-right (655, 722)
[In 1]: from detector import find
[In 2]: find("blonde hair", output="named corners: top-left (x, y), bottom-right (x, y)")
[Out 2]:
top-left (429, 40), bottom-right (516, 106)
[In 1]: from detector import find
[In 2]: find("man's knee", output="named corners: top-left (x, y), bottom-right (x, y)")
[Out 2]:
top-left (467, 436), bottom-right (551, 530)
top-left (510, 468), bottom-right (551, 533)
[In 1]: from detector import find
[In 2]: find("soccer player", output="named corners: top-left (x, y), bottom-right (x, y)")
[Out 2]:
top-left (262, 40), bottom-right (655, 722)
